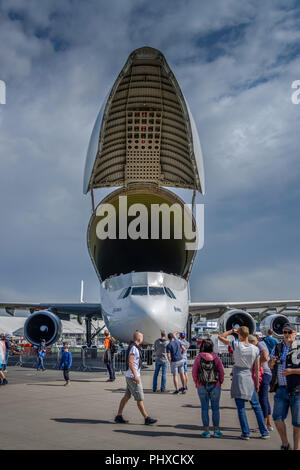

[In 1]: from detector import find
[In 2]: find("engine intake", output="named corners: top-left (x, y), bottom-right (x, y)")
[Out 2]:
top-left (24, 310), bottom-right (62, 346)
top-left (218, 309), bottom-right (256, 335)
top-left (259, 314), bottom-right (288, 339)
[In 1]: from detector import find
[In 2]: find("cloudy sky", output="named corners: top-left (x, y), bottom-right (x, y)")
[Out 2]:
top-left (0, 0), bottom-right (300, 312)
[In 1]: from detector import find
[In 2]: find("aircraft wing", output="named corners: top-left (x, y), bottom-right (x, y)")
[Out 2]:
top-left (0, 302), bottom-right (102, 319)
top-left (189, 300), bottom-right (300, 321)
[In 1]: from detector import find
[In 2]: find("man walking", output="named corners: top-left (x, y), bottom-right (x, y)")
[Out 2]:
top-left (115, 331), bottom-right (157, 425)
top-left (37, 339), bottom-right (46, 371)
top-left (153, 330), bottom-right (168, 392)
top-left (102, 330), bottom-right (116, 382)
top-left (166, 333), bottom-right (186, 394)
top-left (269, 322), bottom-right (300, 450)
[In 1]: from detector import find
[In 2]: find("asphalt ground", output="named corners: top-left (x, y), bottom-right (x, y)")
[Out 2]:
top-left (0, 366), bottom-right (294, 451)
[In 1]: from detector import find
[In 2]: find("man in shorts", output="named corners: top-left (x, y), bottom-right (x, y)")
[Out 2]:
top-left (269, 322), bottom-right (300, 450)
top-left (167, 333), bottom-right (186, 394)
top-left (114, 331), bottom-right (157, 425)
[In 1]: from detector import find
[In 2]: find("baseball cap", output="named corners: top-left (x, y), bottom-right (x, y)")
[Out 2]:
top-left (282, 322), bottom-right (295, 332)
top-left (248, 334), bottom-right (257, 342)
top-left (179, 332), bottom-right (186, 338)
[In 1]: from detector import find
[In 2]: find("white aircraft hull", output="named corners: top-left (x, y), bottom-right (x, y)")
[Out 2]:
top-left (100, 272), bottom-right (189, 344)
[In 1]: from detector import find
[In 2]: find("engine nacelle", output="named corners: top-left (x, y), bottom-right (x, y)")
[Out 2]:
top-left (24, 310), bottom-right (62, 346)
top-left (260, 314), bottom-right (288, 339)
top-left (218, 309), bottom-right (256, 335)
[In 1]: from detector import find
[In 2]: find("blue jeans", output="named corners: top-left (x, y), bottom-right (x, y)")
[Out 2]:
top-left (258, 373), bottom-right (272, 418)
top-left (3, 350), bottom-right (9, 371)
top-left (197, 385), bottom-right (221, 428)
top-left (153, 360), bottom-right (168, 391)
top-left (37, 357), bottom-right (45, 370)
top-left (273, 386), bottom-right (300, 427)
top-left (235, 390), bottom-right (268, 437)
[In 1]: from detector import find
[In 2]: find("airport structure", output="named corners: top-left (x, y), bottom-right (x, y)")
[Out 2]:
top-left (1, 47), bottom-right (300, 347)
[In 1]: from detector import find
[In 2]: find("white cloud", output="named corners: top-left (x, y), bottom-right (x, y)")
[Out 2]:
top-left (0, 0), bottom-right (300, 303)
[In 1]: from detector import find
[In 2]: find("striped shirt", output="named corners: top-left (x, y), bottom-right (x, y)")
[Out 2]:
top-left (270, 342), bottom-right (290, 387)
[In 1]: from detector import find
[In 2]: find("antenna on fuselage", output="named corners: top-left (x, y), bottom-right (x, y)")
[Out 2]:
top-left (80, 280), bottom-right (85, 303)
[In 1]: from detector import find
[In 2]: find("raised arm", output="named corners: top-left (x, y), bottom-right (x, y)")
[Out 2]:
top-left (218, 329), bottom-right (237, 347)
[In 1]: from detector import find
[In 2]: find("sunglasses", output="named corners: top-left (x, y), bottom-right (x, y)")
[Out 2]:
top-left (283, 331), bottom-right (293, 335)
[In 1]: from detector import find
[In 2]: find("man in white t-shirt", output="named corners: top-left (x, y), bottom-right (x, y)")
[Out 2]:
top-left (114, 331), bottom-right (157, 425)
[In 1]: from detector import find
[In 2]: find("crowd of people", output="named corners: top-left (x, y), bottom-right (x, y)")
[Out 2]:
top-left (112, 324), bottom-right (300, 450)
top-left (1, 323), bottom-right (300, 450)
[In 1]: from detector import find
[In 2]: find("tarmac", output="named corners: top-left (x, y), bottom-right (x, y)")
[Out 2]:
top-left (0, 366), bottom-right (294, 450)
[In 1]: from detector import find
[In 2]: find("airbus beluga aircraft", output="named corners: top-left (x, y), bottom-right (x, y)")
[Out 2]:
top-left (1, 47), bottom-right (300, 346)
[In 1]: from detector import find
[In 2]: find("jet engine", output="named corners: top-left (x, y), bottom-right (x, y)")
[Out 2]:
top-left (260, 314), bottom-right (288, 339)
top-left (24, 310), bottom-right (62, 346)
top-left (218, 309), bottom-right (256, 335)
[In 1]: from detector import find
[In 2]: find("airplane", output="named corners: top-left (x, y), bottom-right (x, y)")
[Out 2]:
top-left (1, 46), bottom-right (300, 346)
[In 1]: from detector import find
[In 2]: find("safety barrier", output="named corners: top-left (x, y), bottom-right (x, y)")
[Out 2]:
top-left (6, 347), bottom-right (234, 372)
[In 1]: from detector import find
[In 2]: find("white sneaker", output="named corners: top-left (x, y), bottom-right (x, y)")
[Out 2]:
top-left (267, 425), bottom-right (274, 432)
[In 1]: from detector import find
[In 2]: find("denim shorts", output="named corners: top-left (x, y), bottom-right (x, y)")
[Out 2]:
top-left (273, 386), bottom-right (300, 427)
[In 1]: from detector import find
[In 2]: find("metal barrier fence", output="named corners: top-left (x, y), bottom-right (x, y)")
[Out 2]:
top-left (6, 347), bottom-right (234, 372)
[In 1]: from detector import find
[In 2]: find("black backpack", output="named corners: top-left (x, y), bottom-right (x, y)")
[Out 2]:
top-left (109, 337), bottom-right (119, 354)
top-left (198, 358), bottom-right (219, 385)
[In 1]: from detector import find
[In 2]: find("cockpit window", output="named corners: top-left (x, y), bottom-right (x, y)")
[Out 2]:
top-left (149, 287), bottom-right (165, 296)
top-left (164, 287), bottom-right (176, 299)
top-left (122, 287), bottom-right (131, 298)
top-left (131, 286), bottom-right (148, 296)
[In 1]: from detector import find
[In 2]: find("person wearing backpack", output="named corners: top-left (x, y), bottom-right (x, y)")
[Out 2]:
top-left (192, 338), bottom-right (224, 438)
top-left (218, 326), bottom-right (269, 440)
top-left (102, 330), bottom-right (116, 382)
top-left (269, 322), bottom-right (300, 451)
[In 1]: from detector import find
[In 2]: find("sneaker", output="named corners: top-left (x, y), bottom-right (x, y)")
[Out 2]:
top-left (106, 379), bottom-right (114, 382)
top-left (267, 425), bottom-right (274, 432)
top-left (160, 389), bottom-right (168, 393)
top-left (2, 379), bottom-right (8, 385)
top-left (173, 390), bottom-right (180, 395)
top-left (213, 430), bottom-right (223, 438)
top-left (64, 381), bottom-right (70, 386)
top-left (200, 431), bottom-right (211, 438)
top-left (114, 415), bottom-right (128, 424)
top-left (178, 387), bottom-right (184, 392)
top-left (280, 443), bottom-right (290, 450)
top-left (240, 435), bottom-right (250, 440)
top-left (260, 434), bottom-right (270, 439)
top-left (145, 417), bottom-right (157, 425)
top-left (181, 388), bottom-right (186, 394)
